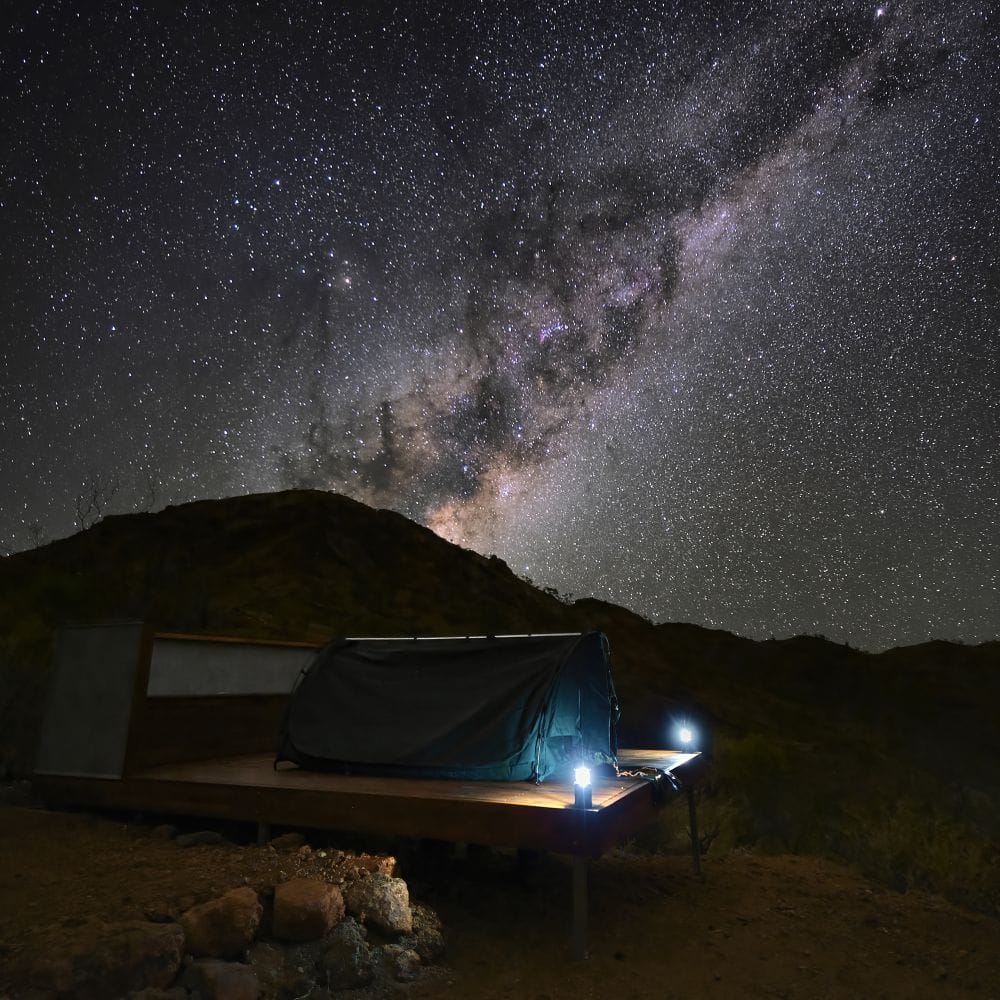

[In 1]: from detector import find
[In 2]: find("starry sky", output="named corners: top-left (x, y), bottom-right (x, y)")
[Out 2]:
top-left (2, 1), bottom-right (998, 651)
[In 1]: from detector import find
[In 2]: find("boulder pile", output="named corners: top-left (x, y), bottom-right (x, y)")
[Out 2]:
top-left (15, 835), bottom-right (445, 999)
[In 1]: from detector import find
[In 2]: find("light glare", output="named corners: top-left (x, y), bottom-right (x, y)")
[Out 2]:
top-left (574, 765), bottom-right (591, 787)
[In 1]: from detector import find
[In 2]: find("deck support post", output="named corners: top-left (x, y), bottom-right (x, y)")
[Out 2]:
top-left (256, 821), bottom-right (270, 845)
top-left (686, 786), bottom-right (701, 876)
top-left (572, 855), bottom-right (588, 960)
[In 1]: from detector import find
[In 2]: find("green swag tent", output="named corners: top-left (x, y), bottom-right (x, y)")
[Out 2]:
top-left (276, 631), bottom-right (620, 782)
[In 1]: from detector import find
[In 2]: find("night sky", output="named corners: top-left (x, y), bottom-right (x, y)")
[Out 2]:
top-left (3, 2), bottom-right (998, 651)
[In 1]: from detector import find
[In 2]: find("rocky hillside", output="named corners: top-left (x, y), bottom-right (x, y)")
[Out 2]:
top-left (1, 489), bottom-right (998, 912)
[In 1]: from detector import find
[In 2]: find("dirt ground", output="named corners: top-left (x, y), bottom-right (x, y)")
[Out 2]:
top-left (1, 800), bottom-right (998, 999)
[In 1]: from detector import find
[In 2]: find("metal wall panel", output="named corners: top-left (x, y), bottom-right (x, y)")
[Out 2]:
top-left (35, 622), bottom-right (145, 778)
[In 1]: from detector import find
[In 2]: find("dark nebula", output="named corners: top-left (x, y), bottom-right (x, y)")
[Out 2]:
top-left (3, 1), bottom-right (998, 649)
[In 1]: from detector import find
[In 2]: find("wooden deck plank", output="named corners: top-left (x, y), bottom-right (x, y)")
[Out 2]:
top-left (616, 749), bottom-right (700, 770)
top-left (138, 750), bottom-right (699, 803)
top-left (137, 754), bottom-right (631, 808)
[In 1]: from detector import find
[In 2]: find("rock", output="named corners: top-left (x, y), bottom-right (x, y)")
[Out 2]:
top-left (269, 831), bottom-right (306, 851)
top-left (246, 940), bottom-right (283, 986)
top-left (354, 853), bottom-right (396, 876)
top-left (144, 902), bottom-right (180, 924)
top-left (185, 958), bottom-right (259, 1000)
top-left (128, 988), bottom-right (188, 999)
top-left (381, 943), bottom-right (421, 982)
top-left (319, 917), bottom-right (374, 990)
top-left (181, 887), bottom-right (262, 959)
top-left (248, 941), bottom-right (314, 999)
top-left (31, 919), bottom-right (184, 1000)
top-left (151, 824), bottom-right (179, 840)
top-left (407, 903), bottom-right (445, 962)
top-left (344, 873), bottom-right (413, 934)
top-left (272, 878), bottom-right (345, 942)
top-left (176, 829), bottom-right (224, 847)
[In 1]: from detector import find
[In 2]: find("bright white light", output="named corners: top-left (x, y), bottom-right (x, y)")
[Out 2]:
top-left (679, 726), bottom-right (694, 745)
top-left (574, 765), bottom-right (591, 788)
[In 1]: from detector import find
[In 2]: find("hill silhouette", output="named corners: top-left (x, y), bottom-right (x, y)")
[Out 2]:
top-left (1, 489), bottom-right (997, 913)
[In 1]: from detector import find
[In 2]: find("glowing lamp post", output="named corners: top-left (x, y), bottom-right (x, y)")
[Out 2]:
top-left (573, 765), bottom-right (592, 809)
top-left (571, 763), bottom-right (593, 960)
top-left (674, 721), bottom-right (699, 751)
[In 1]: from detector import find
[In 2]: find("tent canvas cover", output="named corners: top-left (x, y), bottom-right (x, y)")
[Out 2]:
top-left (276, 632), bottom-right (619, 782)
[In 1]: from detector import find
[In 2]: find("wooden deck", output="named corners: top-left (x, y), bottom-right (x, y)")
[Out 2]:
top-left (34, 749), bottom-right (706, 857)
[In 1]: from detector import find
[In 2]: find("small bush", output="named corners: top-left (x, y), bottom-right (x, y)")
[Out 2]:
top-left (632, 734), bottom-right (1000, 918)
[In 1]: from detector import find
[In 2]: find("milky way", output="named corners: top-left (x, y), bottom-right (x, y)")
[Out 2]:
top-left (3, 1), bottom-right (998, 650)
